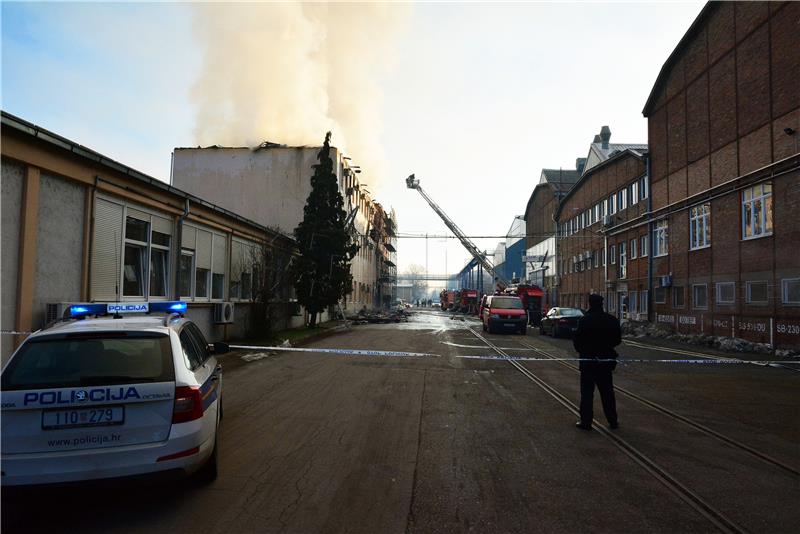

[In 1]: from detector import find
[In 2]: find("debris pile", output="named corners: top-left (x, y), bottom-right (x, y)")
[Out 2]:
top-left (621, 320), bottom-right (799, 358)
top-left (346, 308), bottom-right (412, 324)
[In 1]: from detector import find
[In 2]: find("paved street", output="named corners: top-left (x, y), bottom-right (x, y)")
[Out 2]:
top-left (3, 310), bottom-right (799, 533)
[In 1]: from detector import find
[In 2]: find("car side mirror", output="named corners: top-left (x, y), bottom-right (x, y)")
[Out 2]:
top-left (211, 342), bottom-right (230, 355)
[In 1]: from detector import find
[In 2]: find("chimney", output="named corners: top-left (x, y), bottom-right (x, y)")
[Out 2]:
top-left (593, 134), bottom-right (602, 143)
top-left (576, 158), bottom-right (587, 174)
top-left (599, 125), bottom-right (611, 149)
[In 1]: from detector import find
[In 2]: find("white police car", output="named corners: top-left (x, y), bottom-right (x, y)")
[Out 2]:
top-left (1, 301), bottom-right (225, 487)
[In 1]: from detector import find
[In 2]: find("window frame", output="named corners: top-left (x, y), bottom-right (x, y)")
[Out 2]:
top-left (689, 203), bottom-right (711, 250)
top-left (630, 238), bottom-right (637, 259)
top-left (692, 284), bottom-right (708, 310)
top-left (653, 219), bottom-right (669, 257)
top-left (741, 183), bottom-right (773, 240)
top-left (782, 278), bottom-right (800, 306)
top-left (640, 235), bottom-right (648, 257)
top-left (716, 282), bottom-right (735, 305)
top-left (672, 286), bottom-right (685, 309)
top-left (745, 280), bottom-right (769, 305)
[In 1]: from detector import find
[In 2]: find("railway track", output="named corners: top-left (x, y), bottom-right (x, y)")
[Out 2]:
top-left (466, 325), bottom-right (764, 534)
top-left (517, 338), bottom-right (800, 477)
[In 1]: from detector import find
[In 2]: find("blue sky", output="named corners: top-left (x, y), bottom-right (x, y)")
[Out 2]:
top-left (2, 1), bottom-right (705, 278)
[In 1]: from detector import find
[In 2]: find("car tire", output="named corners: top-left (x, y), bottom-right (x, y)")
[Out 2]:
top-left (195, 431), bottom-right (219, 485)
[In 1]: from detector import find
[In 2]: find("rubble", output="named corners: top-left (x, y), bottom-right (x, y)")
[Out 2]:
top-left (346, 308), bottom-right (412, 324)
top-left (621, 320), bottom-right (800, 358)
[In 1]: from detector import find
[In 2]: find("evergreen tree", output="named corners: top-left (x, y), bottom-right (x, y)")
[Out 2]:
top-left (289, 132), bottom-right (359, 327)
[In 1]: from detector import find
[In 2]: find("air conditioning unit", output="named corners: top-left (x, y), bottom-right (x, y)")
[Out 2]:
top-left (45, 302), bottom-right (72, 324)
top-left (213, 302), bottom-right (235, 324)
top-left (659, 275), bottom-right (673, 288)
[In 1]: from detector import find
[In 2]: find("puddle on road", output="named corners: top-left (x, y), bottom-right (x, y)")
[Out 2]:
top-left (357, 311), bottom-right (477, 332)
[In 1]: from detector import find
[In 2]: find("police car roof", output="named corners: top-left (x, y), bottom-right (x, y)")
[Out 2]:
top-left (33, 316), bottom-right (182, 338)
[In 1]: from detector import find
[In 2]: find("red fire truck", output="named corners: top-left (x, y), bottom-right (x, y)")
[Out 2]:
top-left (504, 284), bottom-right (545, 325)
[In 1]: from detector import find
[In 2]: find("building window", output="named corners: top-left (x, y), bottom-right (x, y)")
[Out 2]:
top-left (631, 182), bottom-right (638, 205)
top-left (123, 217), bottom-right (148, 297)
top-left (673, 286), bottom-right (685, 308)
top-left (619, 241), bottom-right (626, 279)
top-left (618, 190), bottom-right (626, 211)
top-left (630, 239), bottom-right (637, 259)
top-left (689, 203), bottom-right (711, 250)
top-left (716, 282), bottom-right (735, 305)
top-left (653, 220), bottom-right (669, 257)
top-left (178, 251), bottom-right (194, 297)
top-left (609, 194), bottom-right (616, 215)
top-left (742, 183), bottom-right (773, 239)
top-left (782, 279), bottom-right (800, 306)
top-left (693, 284), bottom-right (708, 309)
top-left (640, 290), bottom-right (649, 313)
top-left (610, 245), bottom-right (616, 265)
top-left (746, 280), bottom-right (769, 304)
top-left (593, 249), bottom-right (599, 268)
top-left (629, 291), bottom-right (638, 313)
top-left (640, 235), bottom-right (648, 257)
top-left (654, 287), bottom-right (666, 304)
top-left (639, 176), bottom-right (649, 200)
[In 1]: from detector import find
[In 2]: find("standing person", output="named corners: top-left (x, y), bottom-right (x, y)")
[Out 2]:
top-left (572, 293), bottom-right (620, 430)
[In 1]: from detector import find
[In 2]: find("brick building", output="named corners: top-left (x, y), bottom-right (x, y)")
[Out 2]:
top-left (523, 166), bottom-right (580, 309)
top-left (554, 146), bottom-right (649, 316)
top-left (642, 1), bottom-right (800, 348)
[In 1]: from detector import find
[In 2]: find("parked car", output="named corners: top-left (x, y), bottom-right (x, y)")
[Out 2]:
top-left (1, 301), bottom-right (225, 487)
top-left (481, 295), bottom-right (527, 335)
top-left (539, 307), bottom-right (584, 337)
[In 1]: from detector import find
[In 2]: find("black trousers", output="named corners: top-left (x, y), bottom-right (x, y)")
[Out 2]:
top-left (579, 364), bottom-right (618, 425)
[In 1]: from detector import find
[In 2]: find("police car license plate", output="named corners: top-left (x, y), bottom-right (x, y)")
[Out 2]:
top-left (503, 323), bottom-right (514, 327)
top-left (42, 406), bottom-right (124, 430)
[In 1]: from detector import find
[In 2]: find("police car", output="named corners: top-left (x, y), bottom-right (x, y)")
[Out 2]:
top-left (0, 301), bottom-right (225, 487)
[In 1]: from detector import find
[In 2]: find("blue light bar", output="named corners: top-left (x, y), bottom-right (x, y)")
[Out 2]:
top-left (67, 301), bottom-right (187, 319)
top-left (69, 304), bottom-right (107, 318)
top-left (149, 301), bottom-right (188, 314)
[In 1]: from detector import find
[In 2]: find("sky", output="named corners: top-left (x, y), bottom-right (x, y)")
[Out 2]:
top-left (1, 1), bottom-right (705, 284)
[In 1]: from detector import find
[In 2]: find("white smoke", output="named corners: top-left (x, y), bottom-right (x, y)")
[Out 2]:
top-left (190, 3), bottom-right (410, 187)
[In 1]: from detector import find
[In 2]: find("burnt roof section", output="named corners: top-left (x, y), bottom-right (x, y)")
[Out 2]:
top-left (642, 2), bottom-right (715, 116)
top-left (1, 110), bottom-right (295, 244)
top-left (554, 148), bottom-right (647, 221)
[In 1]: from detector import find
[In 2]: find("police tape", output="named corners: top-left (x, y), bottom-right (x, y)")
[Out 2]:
top-left (227, 344), bottom-right (438, 358)
top-left (456, 354), bottom-right (799, 365)
top-left (0, 330), bottom-right (33, 335)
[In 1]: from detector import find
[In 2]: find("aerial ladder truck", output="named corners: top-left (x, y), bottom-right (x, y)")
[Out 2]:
top-left (405, 174), bottom-right (508, 293)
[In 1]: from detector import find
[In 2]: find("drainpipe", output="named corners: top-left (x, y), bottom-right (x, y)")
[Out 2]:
top-left (646, 154), bottom-right (653, 323)
top-left (174, 198), bottom-right (190, 300)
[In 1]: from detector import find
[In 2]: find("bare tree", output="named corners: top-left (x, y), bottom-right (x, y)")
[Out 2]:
top-left (403, 263), bottom-right (427, 301)
top-left (247, 235), bottom-right (295, 338)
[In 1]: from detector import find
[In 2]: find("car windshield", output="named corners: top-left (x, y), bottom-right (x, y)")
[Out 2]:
top-left (1, 333), bottom-right (174, 391)
top-left (491, 298), bottom-right (524, 309)
top-left (558, 308), bottom-right (584, 316)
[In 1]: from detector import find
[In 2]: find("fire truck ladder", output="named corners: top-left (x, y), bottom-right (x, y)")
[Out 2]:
top-left (405, 174), bottom-right (508, 288)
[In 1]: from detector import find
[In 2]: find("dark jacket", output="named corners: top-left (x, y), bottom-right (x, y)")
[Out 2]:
top-left (573, 307), bottom-right (621, 370)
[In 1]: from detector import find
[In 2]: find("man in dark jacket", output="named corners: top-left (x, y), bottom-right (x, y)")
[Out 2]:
top-left (572, 293), bottom-right (620, 430)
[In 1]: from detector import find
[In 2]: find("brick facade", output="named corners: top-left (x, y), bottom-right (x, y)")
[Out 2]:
top-left (642, 1), bottom-right (800, 348)
top-left (555, 152), bottom-right (648, 317)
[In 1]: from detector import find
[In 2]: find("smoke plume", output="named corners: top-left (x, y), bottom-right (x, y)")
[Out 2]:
top-left (190, 3), bottom-right (409, 188)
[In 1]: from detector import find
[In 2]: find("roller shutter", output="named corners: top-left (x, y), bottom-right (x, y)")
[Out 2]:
top-left (91, 198), bottom-right (123, 301)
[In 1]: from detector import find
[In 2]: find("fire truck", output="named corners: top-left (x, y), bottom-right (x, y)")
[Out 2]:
top-left (503, 284), bottom-right (545, 325)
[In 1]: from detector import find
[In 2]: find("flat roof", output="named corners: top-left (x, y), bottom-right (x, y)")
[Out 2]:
top-left (1, 110), bottom-right (294, 244)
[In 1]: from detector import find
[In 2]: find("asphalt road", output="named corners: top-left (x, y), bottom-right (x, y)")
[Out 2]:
top-left (3, 311), bottom-right (799, 533)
